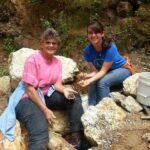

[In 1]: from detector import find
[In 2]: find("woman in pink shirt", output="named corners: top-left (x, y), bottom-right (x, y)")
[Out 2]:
top-left (15, 28), bottom-right (84, 150)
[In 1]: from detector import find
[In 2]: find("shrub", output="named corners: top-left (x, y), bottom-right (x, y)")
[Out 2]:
top-left (40, 11), bottom-right (69, 48)
top-left (0, 68), bottom-right (9, 77)
top-left (3, 37), bottom-right (19, 53)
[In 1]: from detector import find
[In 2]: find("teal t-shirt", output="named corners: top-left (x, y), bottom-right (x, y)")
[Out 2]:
top-left (83, 42), bottom-right (126, 70)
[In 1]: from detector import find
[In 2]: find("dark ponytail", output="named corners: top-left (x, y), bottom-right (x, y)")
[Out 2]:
top-left (87, 20), bottom-right (112, 50)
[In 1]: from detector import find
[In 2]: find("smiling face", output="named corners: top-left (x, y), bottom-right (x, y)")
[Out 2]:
top-left (87, 27), bottom-right (104, 48)
top-left (40, 39), bottom-right (58, 60)
top-left (87, 21), bottom-right (105, 51)
top-left (40, 28), bottom-right (61, 60)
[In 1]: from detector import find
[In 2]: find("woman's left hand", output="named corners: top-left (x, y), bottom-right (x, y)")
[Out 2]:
top-left (81, 79), bottom-right (91, 87)
top-left (78, 79), bottom-right (92, 87)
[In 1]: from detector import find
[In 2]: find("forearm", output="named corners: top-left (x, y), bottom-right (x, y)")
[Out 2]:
top-left (54, 82), bottom-right (65, 93)
top-left (86, 72), bottom-right (97, 78)
top-left (88, 62), bottom-right (113, 83)
top-left (89, 70), bottom-right (106, 83)
top-left (26, 85), bottom-right (47, 112)
top-left (86, 62), bottom-right (97, 78)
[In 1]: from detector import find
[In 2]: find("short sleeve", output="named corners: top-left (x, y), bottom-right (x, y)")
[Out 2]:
top-left (83, 46), bottom-right (92, 62)
top-left (56, 60), bottom-right (62, 82)
top-left (83, 51), bottom-right (89, 62)
top-left (104, 43), bottom-right (117, 62)
top-left (22, 57), bottom-right (39, 87)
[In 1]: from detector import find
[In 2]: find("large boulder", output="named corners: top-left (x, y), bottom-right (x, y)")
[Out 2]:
top-left (110, 92), bottom-right (143, 113)
top-left (123, 73), bottom-right (140, 96)
top-left (49, 110), bottom-right (69, 134)
top-left (81, 97), bottom-right (127, 147)
top-left (48, 131), bottom-right (75, 150)
top-left (8, 48), bottom-right (36, 89)
top-left (56, 55), bottom-right (79, 83)
top-left (8, 48), bottom-right (79, 89)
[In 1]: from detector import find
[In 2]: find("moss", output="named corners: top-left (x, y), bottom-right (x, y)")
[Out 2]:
top-left (0, 68), bottom-right (9, 77)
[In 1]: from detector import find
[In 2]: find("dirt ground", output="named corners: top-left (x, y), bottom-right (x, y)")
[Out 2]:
top-left (0, 43), bottom-right (8, 68)
top-left (111, 113), bottom-right (150, 150)
top-left (90, 113), bottom-right (150, 150)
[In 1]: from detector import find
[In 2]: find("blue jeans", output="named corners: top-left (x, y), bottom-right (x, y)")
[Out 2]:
top-left (88, 68), bottom-right (131, 105)
top-left (15, 91), bottom-right (83, 150)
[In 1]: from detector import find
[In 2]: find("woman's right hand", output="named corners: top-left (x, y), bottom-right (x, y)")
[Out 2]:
top-left (63, 88), bottom-right (77, 100)
top-left (77, 72), bottom-right (88, 80)
top-left (43, 108), bottom-right (56, 124)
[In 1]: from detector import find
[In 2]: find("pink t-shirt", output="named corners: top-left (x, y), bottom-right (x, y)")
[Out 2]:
top-left (22, 51), bottom-right (62, 97)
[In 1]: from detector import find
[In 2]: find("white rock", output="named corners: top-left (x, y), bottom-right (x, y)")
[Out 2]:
top-left (0, 76), bottom-right (10, 95)
top-left (122, 96), bottom-right (143, 113)
top-left (110, 92), bottom-right (126, 103)
top-left (81, 97), bottom-right (127, 146)
top-left (48, 131), bottom-right (75, 150)
top-left (56, 56), bottom-right (79, 83)
top-left (123, 73), bottom-right (140, 96)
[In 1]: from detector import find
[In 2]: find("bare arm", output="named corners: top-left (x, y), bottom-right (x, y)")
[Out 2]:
top-left (83, 61), bottom-right (113, 86)
top-left (78, 62), bottom-right (97, 79)
top-left (86, 62), bottom-right (97, 78)
top-left (25, 83), bottom-right (56, 123)
top-left (54, 81), bottom-right (65, 93)
top-left (89, 62), bottom-right (112, 82)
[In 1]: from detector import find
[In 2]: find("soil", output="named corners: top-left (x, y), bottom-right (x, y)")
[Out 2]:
top-left (91, 113), bottom-right (150, 150)
top-left (0, 42), bottom-right (9, 68)
top-left (111, 113), bottom-right (150, 150)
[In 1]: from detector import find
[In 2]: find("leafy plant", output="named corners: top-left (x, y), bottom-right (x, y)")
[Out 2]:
top-left (40, 11), bottom-right (70, 47)
top-left (3, 37), bottom-right (19, 53)
top-left (40, 18), bottom-right (52, 29)
top-left (90, 0), bottom-right (104, 17)
top-left (59, 35), bottom-right (88, 57)
top-left (0, 68), bottom-right (9, 77)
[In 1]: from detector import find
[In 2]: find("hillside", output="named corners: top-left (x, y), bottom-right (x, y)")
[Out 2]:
top-left (0, 1), bottom-right (150, 149)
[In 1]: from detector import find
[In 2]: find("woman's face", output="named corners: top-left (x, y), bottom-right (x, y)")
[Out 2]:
top-left (87, 27), bottom-right (104, 46)
top-left (40, 39), bottom-right (58, 59)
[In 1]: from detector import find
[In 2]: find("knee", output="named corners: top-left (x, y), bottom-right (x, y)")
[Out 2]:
top-left (75, 94), bottom-right (82, 104)
top-left (98, 78), bottom-right (109, 88)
